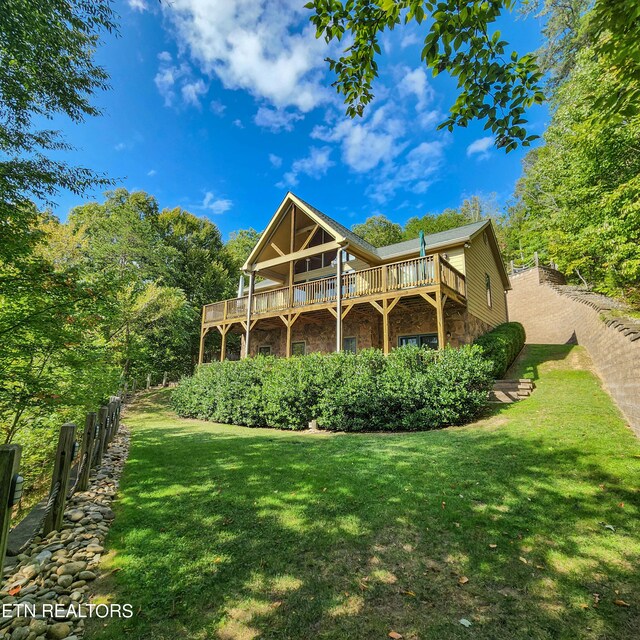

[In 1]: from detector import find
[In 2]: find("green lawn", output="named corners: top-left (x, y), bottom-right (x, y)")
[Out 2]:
top-left (89, 345), bottom-right (639, 640)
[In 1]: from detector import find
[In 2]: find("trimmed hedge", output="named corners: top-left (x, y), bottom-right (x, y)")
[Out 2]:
top-left (171, 345), bottom-right (493, 432)
top-left (474, 322), bottom-right (526, 379)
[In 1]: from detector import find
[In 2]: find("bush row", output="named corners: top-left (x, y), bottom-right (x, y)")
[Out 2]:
top-left (474, 322), bottom-right (526, 378)
top-left (171, 345), bottom-right (494, 432)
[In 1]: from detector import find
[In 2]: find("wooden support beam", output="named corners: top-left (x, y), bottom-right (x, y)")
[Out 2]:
top-left (420, 292), bottom-right (438, 309)
top-left (244, 272), bottom-right (255, 358)
top-left (198, 327), bottom-right (210, 365)
top-left (436, 289), bottom-right (446, 350)
top-left (278, 314), bottom-right (289, 327)
top-left (382, 299), bottom-right (390, 355)
top-left (327, 307), bottom-right (337, 319)
top-left (369, 300), bottom-right (384, 315)
top-left (270, 242), bottom-right (285, 257)
top-left (387, 297), bottom-right (401, 314)
top-left (299, 224), bottom-right (319, 251)
top-left (336, 249), bottom-right (343, 352)
top-left (220, 330), bottom-right (227, 362)
top-left (254, 240), bottom-right (341, 272)
top-left (341, 303), bottom-right (354, 320)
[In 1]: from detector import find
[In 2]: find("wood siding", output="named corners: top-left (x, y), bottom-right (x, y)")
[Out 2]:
top-left (464, 231), bottom-right (508, 327)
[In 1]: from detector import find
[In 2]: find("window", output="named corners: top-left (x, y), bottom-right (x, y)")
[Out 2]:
top-left (485, 273), bottom-right (492, 308)
top-left (291, 341), bottom-right (306, 356)
top-left (398, 334), bottom-right (439, 349)
top-left (343, 336), bottom-right (357, 353)
top-left (258, 346), bottom-right (271, 356)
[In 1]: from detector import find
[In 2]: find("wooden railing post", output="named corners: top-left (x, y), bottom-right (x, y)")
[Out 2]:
top-left (77, 413), bottom-right (96, 492)
top-left (94, 406), bottom-right (109, 468)
top-left (0, 445), bottom-right (22, 576)
top-left (434, 253), bottom-right (441, 284)
top-left (43, 423), bottom-right (76, 535)
top-left (381, 264), bottom-right (388, 293)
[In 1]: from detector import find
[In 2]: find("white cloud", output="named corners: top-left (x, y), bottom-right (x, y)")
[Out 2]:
top-left (147, 169), bottom-right (157, 177)
top-left (181, 79), bottom-right (208, 107)
top-left (202, 192), bottom-right (233, 214)
top-left (128, 0), bottom-right (148, 11)
top-left (114, 142), bottom-right (127, 152)
top-left (312, 104), bottom-right (406, 173)
top-left (466, 136), bottom-right (494, 160)
top-left (401, 33), bottom-right (419, 48)
top-left (269, 153), bottom-right (282, 168)
top-left (277, 146), bottom-right (334, 187)
top-left (154, 51), bottom-right (209, 108)
top-left (398, 67), bottom-right (434, 112)
top-left (254, 106), bottom-right (304, 132)
top-left (159, 0), bottom-right (333, 113)
top-left (367, 141), bottom-right (445, 203)
top-left (210, 100), bottom-right (226, 116)
top-left (232, 119), bottom-right (244, 128)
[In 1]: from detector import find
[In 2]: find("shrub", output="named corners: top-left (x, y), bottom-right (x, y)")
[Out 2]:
top-left (172, 345), bottom-right (493, 432)
top-left (474, 322), bottom-right (526, 378)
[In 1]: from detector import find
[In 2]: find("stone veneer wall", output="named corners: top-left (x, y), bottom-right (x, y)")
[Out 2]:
top-left (508, 266), bottom-right (640, 436)
top-left (246, 301), bottom-right (493, 357)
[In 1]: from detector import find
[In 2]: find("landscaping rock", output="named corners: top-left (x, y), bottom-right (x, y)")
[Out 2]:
top-left (46, 622), bottom-right (70, 639)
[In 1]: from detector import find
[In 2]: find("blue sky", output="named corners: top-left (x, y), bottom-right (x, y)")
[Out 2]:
top-left (50, 0), bottom-right (548, 239)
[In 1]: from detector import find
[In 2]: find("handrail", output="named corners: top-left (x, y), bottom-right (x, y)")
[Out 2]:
top-left (203, 253), bottom-right (466, 324)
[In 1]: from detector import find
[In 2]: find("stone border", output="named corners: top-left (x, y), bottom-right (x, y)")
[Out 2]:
top-left (0, 426), bottom-right (130, 640)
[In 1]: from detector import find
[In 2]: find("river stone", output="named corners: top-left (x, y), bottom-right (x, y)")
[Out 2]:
top-left (85, 544), bottom-right (103, 554)
top-left (56, 575), bottom-right (73, 589)
top-left (46, 622), bottom-right (70, 640)
top-left (77, 571), bottom-right (96, 581)
top-left (56, 561), bottom-right (86, 576)
top-left (10, 626), bottom-right (30, 640)
top-left (29, 620), bottom-right (47, 636)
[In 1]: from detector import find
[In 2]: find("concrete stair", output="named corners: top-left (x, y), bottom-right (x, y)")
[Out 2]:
top-left (489, 378), bottom-right (535, 403)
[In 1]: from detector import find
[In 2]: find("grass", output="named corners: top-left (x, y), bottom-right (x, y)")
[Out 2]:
top-left (89, 345), bottom-right (639, 640)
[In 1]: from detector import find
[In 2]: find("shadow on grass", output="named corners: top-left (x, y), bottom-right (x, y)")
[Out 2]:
top-left (90, 351), bottom-right (639, 640)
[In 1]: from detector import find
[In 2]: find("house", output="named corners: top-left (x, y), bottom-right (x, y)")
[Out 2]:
top-left (199, 192), bottom-right (510, 362)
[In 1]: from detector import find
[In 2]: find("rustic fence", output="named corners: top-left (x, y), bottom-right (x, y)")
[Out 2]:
top-left (508, 252), bottom-right (558, 276)
top-left (0, 394), bottom-right (124, 577)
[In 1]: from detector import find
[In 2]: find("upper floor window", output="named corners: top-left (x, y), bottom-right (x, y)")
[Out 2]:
top-left (485, 273), bottom-right (492, 308)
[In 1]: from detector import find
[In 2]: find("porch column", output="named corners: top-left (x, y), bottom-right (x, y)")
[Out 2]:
top-left (436, 289), bottom-right (446, 350)
top-left (244, 271), bottom-right (255, 358)
top-left (335, 248), bottom-right (343, 352)
top-left (219, 325), bottom-right (229, 362)
top-left (382, 299), bottom-right (390, 355)
top-left (198, 327), bottom-right (208, 365)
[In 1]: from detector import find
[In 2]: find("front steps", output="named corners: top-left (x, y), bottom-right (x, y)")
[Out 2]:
top-left (489, 379), bottom-right (535, 403)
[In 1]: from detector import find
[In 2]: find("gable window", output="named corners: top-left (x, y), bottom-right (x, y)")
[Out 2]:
top-left (291, 341), bottom-right (306, 356)
top-left (398, 334), bottom-right (439, 350)
top-left (485, 273), bottom-right (492, 308)
top-left (343, 336), bottom-right (357, 353)
top-left (258, 346), bottom-right (271, 356)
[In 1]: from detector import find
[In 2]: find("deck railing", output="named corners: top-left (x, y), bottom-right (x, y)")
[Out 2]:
top-left (203, 254), bottom-right (465, 323)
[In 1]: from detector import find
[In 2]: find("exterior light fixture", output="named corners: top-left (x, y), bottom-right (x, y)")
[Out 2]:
top-left (9, 474), bottom-right (24, 507)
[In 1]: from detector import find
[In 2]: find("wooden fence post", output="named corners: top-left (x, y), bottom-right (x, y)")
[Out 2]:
top-left (77, 413), bottom-right (96, 492)
top-left (146, 373), bottom-right (151, 390)
top-left (0, 445), bottom-right (22, 576)
top-left (162, 371), bottom-right (168, 387)
top-left (94, 406), bottom-right (109, 467)
top-left (131, 380), bottom-right (136, 396)
top-left (43, 424), bottom-right (76, 535)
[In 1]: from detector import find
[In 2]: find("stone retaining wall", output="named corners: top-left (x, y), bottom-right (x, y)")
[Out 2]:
top-left (508, 267), bottom-right (640, 436)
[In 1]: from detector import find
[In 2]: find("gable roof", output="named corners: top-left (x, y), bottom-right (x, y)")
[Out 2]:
top-left (376, 220), bottom-right (489, 260)
top-left (293, 194), bottom-right (379, 256)
top-left (243, 192), bottom-right (510, 288)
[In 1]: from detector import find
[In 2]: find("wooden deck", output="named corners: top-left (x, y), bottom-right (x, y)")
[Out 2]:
top-left (202, 254), bottom-right (466, 328)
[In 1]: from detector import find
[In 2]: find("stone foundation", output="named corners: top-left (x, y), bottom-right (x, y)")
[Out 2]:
top-left (244, 299), bottom-right (493, 357)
